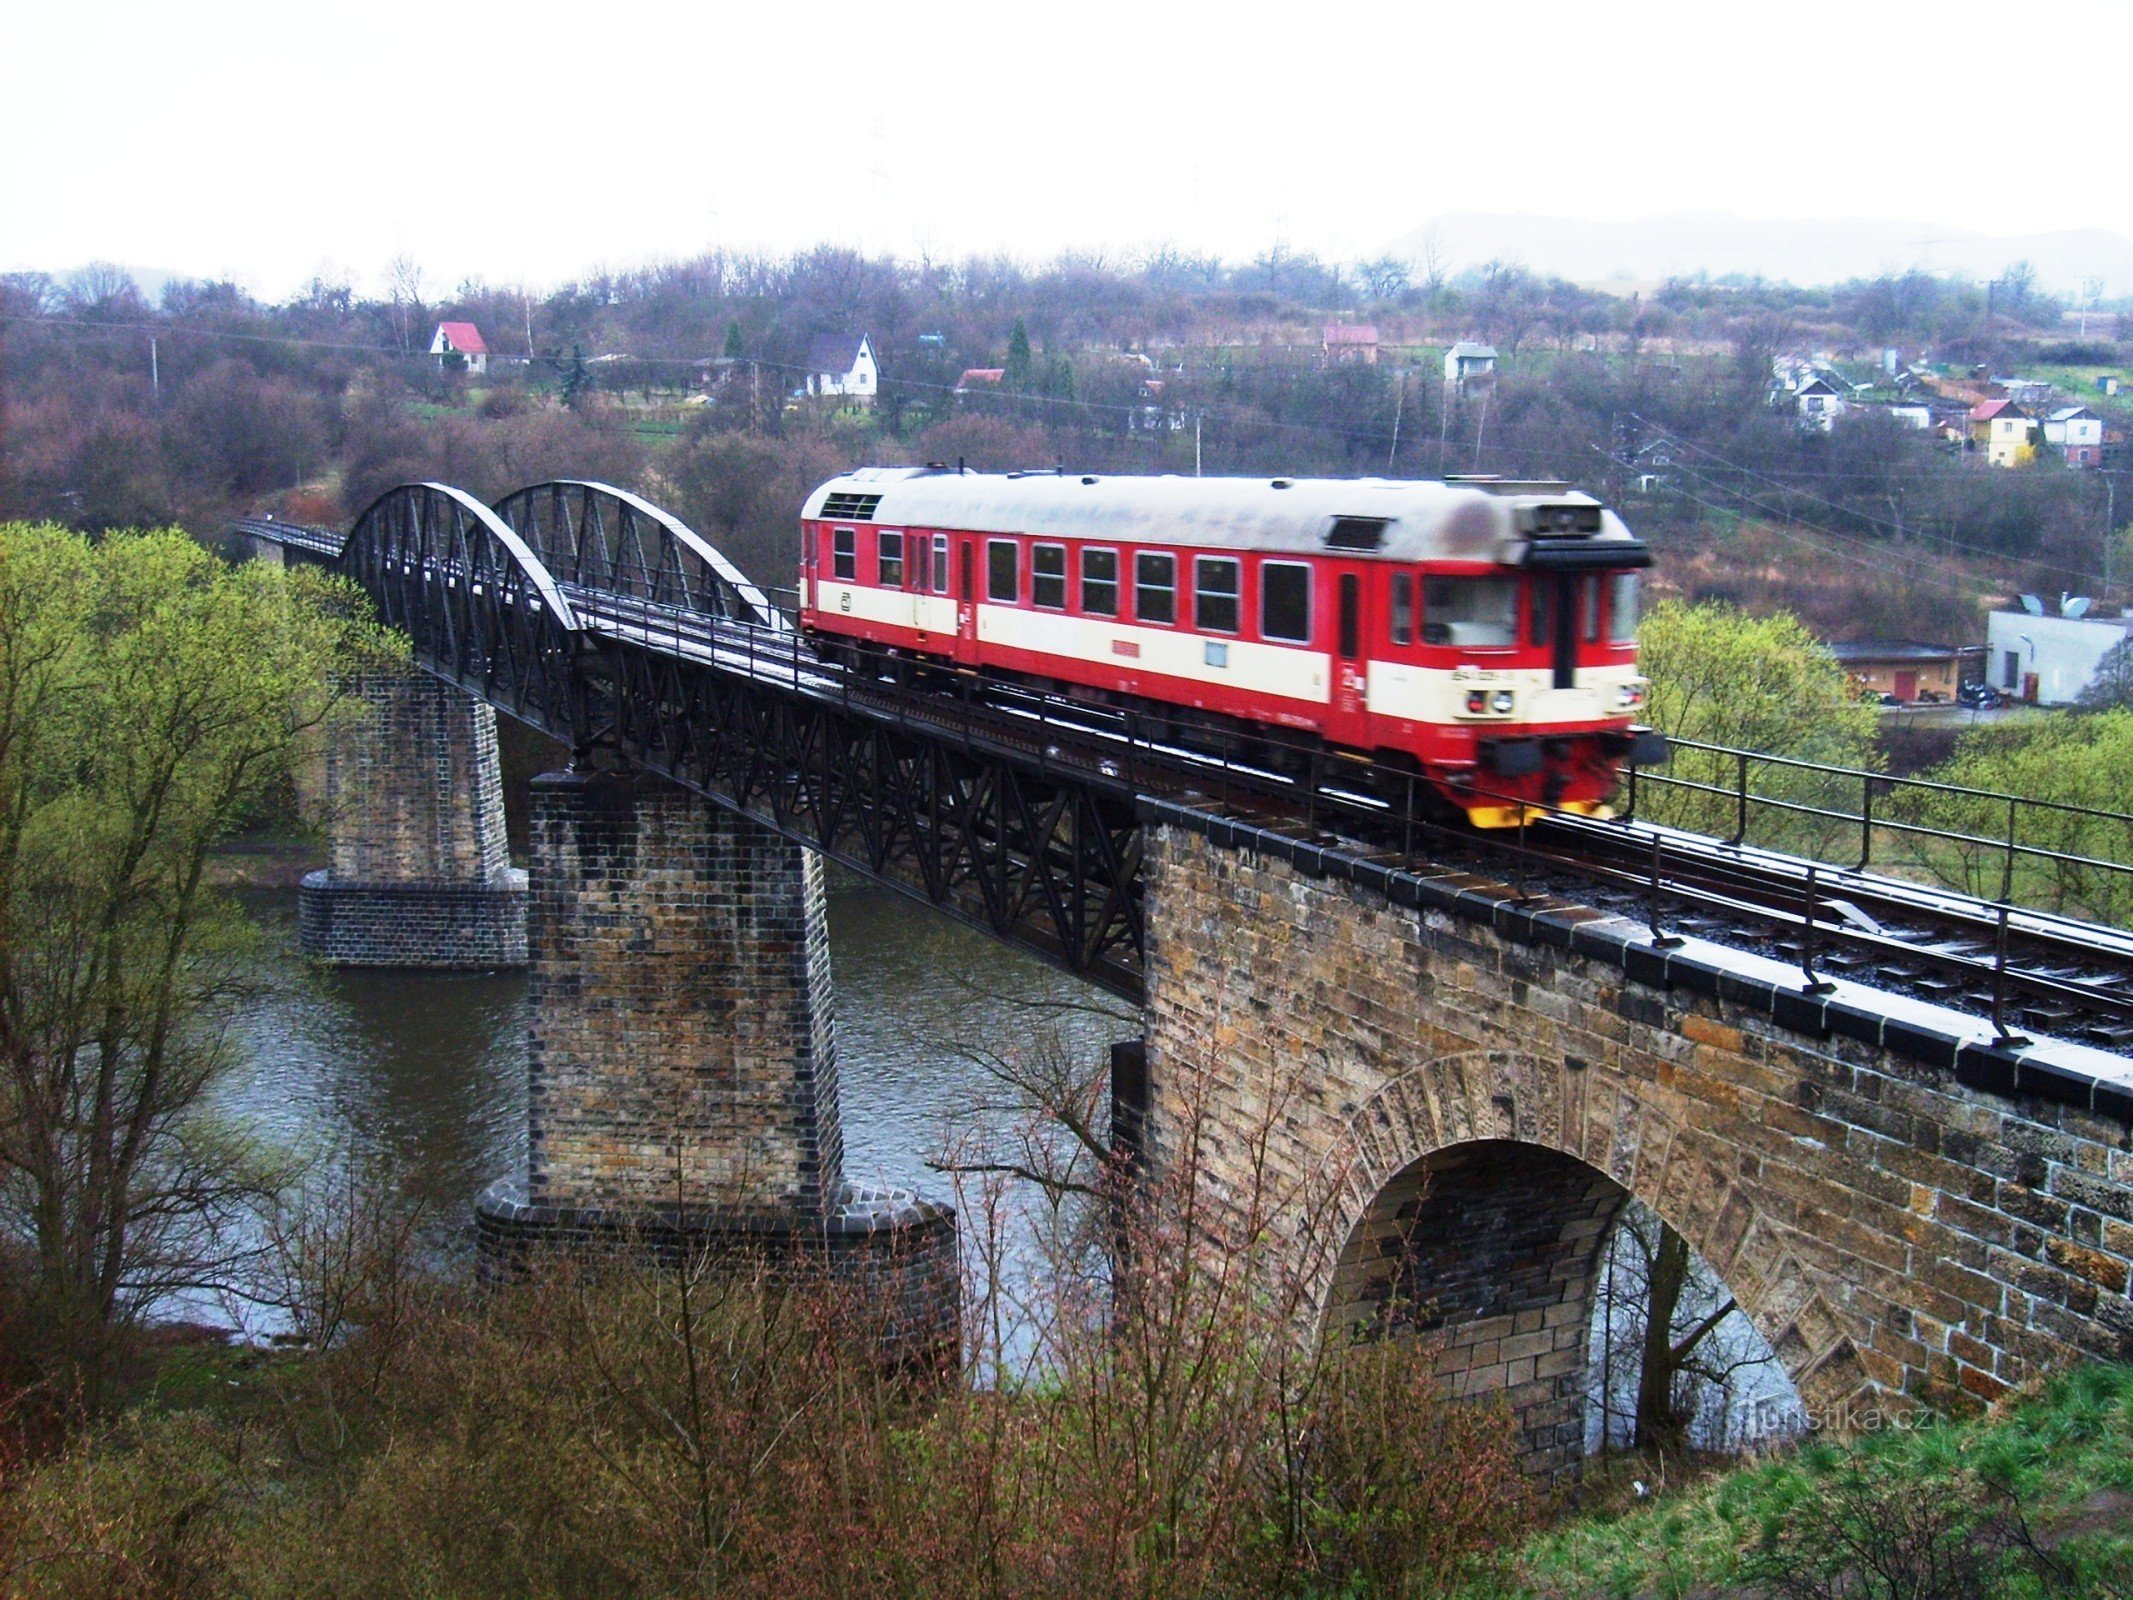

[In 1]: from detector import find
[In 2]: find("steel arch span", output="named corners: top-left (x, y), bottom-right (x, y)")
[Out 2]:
top-left (236, 481), bottom-right (1149, 995)
top-left (491, 480), bottom-right (784, 630)
top-left (336, 482), bottom-right (588, 737)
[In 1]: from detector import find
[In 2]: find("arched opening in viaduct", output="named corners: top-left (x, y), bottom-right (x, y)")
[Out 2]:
top-left (1313, 1066), bottom-right (1821, 1480)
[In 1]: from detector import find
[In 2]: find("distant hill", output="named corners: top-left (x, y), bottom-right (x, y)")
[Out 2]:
top-left (1384, 211), bottom-right (2133, 298)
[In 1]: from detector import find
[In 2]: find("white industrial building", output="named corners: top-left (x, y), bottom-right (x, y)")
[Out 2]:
top-left (1985, 603), bottom-right (2133, 704)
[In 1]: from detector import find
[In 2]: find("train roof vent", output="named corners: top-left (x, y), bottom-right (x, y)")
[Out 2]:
top-left (821, 492), bottom-right (883, 521)
top-left (1517, 502), bottom-right (1605, 537)
top-left (1324, 516), bottom-right (1390, 551)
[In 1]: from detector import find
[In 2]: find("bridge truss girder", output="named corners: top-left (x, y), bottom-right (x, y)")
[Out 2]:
top-left (260, 482), bottom-right (1149, 999)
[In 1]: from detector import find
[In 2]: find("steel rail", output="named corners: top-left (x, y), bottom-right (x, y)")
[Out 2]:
top-left (235, 509), bottom-right (2133, 1049)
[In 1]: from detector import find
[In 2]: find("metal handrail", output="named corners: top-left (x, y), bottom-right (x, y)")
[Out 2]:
top-left (1625, 735), bottom-right (2133, 918)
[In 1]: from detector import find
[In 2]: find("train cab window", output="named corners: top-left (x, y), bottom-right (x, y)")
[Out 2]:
top-left (1580, 575), bottom-right (1603, 642)
top-left (1194, 557), bottom-right (1240, 633)
top-left (1529, 577), bottom-right (1552, 646)
top-left (1260, 561), bottom-right (1311, 643)
top-left (1421, 575), bottom-right (1518, 647)
top-left (1082, 548), bottom-right (1119, 616)
top-left (832, 528), bottom-right (856, 580)
top-left (877, 531), bottom-right (905, 588)
top-left (1390, 572), bottom-right (1414, 646)
top-left (1135, 552), bottom-right (1176, 624)
top-left (932, 535), bottom-right (949, 594)
top-left (987, 539), bottom-right (1019, 603)
top-left (1032, 544), bottom-right (1067, 609)
top-left (1608, 573), bottom-right (1639, 643)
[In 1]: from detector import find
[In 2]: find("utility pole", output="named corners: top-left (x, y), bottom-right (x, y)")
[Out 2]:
top-left (149, 335), bottom-right (158, 398)
top-left (2105, 471), bottom-right (2118, 602)
top-left (1386, 369), bottom-right (1405, 472)
top-left (1194, 411), bottom-right (1202, 477)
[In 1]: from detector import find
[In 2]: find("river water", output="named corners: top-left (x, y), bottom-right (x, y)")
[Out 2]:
top-left (217, 870), bottom-right (1124, 1297)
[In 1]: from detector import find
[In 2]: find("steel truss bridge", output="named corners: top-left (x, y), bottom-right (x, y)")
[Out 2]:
top-left (234, 482), bottom-right (2133, 1058)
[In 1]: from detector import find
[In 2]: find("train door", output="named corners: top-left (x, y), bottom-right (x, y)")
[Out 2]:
top-left (1326, 566), bottom-right (1372, 745)
top-left (954, 537), bottom-right (980, 665)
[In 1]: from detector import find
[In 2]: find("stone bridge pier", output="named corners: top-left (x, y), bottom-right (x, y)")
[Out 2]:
top-left (1140, 816), bottom-right (2133, 1480)
top-left (475, 771), bottom-right (957, 1359)
top-left (300, 669), bottom-right (528, 967)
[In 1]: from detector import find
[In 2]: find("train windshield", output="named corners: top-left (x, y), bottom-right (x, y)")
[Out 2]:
top-left (1421, 575), bottom-right (1518, 647)
top-left (1608, 573), bottom-right (1640, 643)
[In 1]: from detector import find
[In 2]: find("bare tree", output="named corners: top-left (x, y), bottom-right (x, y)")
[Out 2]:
top-left (1589, 1201), bottom-right (1794, 1457)
top-left (384, 253), bottom-right (428, 353)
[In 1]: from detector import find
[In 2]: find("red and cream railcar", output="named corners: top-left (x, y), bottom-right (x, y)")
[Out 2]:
top-left (796, 468), bottom-right (1660, 826)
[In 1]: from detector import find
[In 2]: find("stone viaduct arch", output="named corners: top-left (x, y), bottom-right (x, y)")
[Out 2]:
top-left (1140, 819), bottom-right (2133, 1478)
top-left (1317, 1051), bottom-right (1862, 1474)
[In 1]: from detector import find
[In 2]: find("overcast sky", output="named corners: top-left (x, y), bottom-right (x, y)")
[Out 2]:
top-left (6, 0), bottom-right (2128, 301)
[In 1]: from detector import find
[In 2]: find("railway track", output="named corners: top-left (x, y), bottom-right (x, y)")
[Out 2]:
top-left (237, 522), bottom-right (2133, 1056)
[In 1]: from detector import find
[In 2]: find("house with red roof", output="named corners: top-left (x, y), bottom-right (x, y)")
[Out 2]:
top-left (1970, 399), bottom-right (2038, 468)
top-left (1323, 323), bottom-right (1380, 365)
top-left (429, 321), bottom-right (489, 375)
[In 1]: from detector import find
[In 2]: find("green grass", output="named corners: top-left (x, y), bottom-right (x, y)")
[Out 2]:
top-left (1465, 1363), bottom-right (2133, 1598)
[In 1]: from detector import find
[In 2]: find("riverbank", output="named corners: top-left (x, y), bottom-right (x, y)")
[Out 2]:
top-left (1468, 1361), bottom-right (2133, 1598)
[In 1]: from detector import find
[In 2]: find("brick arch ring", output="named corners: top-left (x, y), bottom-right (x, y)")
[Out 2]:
top-left (1307, 1047), bottom-right (1888, 1454)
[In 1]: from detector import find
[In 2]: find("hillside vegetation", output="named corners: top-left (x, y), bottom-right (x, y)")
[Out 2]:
top-left (1473, 1362), bottom-right (2133, 1599)
top-left (6, 251), bottom-right (2127, 643)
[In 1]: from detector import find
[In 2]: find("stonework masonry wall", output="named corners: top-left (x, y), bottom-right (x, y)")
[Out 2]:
top-left (525, 770), bottom-right (843, 1216)
top-left (1141, 821), bottom-right (2133, 1476)
top-left (301, 669), bottom-right (526, 967)
top-left (327, 670), bottom-right (510, 883)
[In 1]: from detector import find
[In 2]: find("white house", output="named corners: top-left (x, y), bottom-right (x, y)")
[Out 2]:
top-left (1986, 604), bottom-right (2133, 703)
top-left (1443, 340), bottom-right (1497, 389)
top-left (1789, 375), bottom-right (1849, 432)
top-left (429, 321), bottom-right (488, 375)
top-left (805, 333), bottom-right (878, 403)
top-left (2042, 406), bottom-right (2105, 467)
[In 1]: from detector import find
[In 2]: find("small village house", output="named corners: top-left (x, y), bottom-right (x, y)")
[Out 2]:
top-left (804, 333), bottom-right (878, 405)
top-left (1826, 640), bottom-right (1962, 702)
top-left (2043, 405), bottom-right (2105, 467)
top-left (1442, 340), bottom-right (1497, 393)
top-left (1788, 374), bottom-right (1850, 432)
top-left (429, 321), bottom-right (488, 375)
top-left (1322, 323), bottom-right (1380, 365)
top-left (1971, 399), bottom-right (2037, 467)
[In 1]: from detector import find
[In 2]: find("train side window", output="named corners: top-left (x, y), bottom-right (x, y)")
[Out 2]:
top-left (832, 528), bottom-right (856, 580)
top-left (877, 531), bottom-right (905, 588)
top-left (1607, 573), bottom-right (1639, 643)
top-left (1581, 575), bottom-right (1602, 642)
top-left (987, 539), bottom-right (1019, 603)
top-left (932, 535), bottom-right (949, 594)
top-left (1082, 548), bottom-right (1119, 616)
top-left (1260, 561), bottom-right (1311, 643)
top-left (1421, 575), bottom-right (1518, 646)
top-left (1032, 544), bottom-right (1067, 609)
top-left (1529, 577), bottom-right (1553, 646)
top-left (1194, 557), bottom-right (1240, 633)
top-left (1390, 572), bottom-right (1414, 646)
top-left (1135, 552), bottom-right (1176, 624)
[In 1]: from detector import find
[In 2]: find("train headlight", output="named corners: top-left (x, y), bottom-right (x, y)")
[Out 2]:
top-left (1465, 690), bottom-right (1488, 715)
top-left (1617, 682), bottom-right (1647, 710)
top-left (1491, 690), bottom-right (1516, 714)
